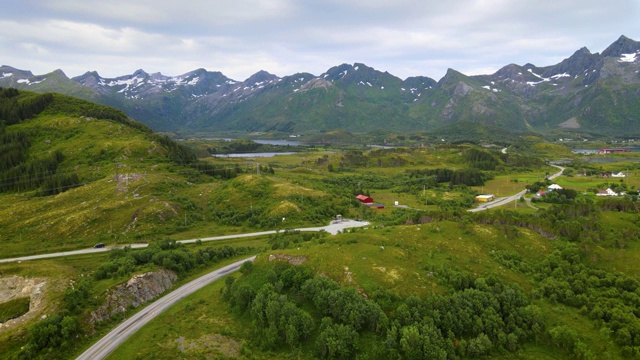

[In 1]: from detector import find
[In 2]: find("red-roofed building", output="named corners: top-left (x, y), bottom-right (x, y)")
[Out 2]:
top-left (356, 194), bottom-right (373, 203)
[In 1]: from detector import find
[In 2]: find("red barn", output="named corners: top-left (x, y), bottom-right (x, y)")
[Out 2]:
top-left (356, 194), bottom-right (373, 203)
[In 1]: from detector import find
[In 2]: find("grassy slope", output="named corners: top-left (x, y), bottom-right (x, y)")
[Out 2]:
top-left (0, 107), bottom-right (186, 257)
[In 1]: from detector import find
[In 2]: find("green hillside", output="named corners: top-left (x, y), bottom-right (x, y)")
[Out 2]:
top-left (0, 89), bottom-right (252, 256)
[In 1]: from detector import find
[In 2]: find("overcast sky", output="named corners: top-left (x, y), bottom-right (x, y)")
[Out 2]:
top-left (2, 0), bottom-right (639, 81)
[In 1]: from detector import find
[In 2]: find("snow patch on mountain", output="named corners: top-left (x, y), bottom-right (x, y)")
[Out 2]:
top-left (1, 72), bottom-right (13, 78)
top-left (170, 76), bottom-right (199, 86)
top-left (526, 69), bottom-right (570, 86)
top-left (482, 85), bottom-right (500, 92)
top-left (17, 78), bottom-right (46, 85)
top-left (619, 52), bottom-right (638, 63)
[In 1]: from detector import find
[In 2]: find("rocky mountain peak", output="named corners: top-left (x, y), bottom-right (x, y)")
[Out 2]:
top-left (402, 75), bottom-right (437, 89)
top-left (245, 70), bottom-right (278, 85)
top-left (437, 68), bottom-right (467, 89)
top-left (0, 65), bottom-right (34, 79)
top-left (602, 35), bottom-right (640, 58)
top-left (494, 64), bottom-right (525, 79)
top-left (543, 46), bottom-right (602, 77)
top-left (73, 71), bottom-right (102, 87)
top-left (49, 69), bottom-right (68, 79)
top-left (131, 69), bottom-right (149, 78)
top-left (322, 63), bottom-right (354, 81)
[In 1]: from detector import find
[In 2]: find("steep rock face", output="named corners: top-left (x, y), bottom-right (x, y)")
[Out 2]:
top-left (601, 35), bottom-right (640, 57)
top-left (90, 269), bottom-right (177, 323)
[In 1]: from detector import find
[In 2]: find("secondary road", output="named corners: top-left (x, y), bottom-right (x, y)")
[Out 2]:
top-left (468, 164), bottom-right (564, 212)
top-left (75, 255), bottom-right (256, 360)
top-left (0, 219), bottom-right (370, 263)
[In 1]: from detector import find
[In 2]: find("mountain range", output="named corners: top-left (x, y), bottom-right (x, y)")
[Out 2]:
top-left (1, 35), bottom-right (639, 136)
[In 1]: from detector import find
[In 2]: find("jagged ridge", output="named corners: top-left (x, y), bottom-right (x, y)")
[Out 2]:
top-left (1, 35), bottom-right (639, 135)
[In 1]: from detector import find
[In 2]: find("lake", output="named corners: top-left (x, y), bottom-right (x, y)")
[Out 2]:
top-left (253, 139), bottom-right (302, 146)
top-left (212, 152), bottom-right (297, 158)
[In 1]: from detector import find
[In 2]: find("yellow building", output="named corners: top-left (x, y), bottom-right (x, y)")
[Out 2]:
top-left (475, 194), bottom-right (494, 202)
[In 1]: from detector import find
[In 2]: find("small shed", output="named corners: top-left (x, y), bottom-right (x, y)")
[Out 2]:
top-left (356, 194), bottom-right (374, 203)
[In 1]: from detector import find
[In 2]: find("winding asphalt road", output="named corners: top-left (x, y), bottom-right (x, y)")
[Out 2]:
top-left (75, 256), bottom-right (256, 360)
top-left (0, 219), bottom-right (370, 263)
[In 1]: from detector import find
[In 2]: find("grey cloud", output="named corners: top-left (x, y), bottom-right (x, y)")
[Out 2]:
top-left (0, 0), bottom-right (638, 81)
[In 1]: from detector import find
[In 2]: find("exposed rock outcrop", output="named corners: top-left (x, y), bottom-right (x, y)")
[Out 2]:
top-left (90, 269), bottom-right (177, 323)
top-left (268, 254), bottom-right (307, 265)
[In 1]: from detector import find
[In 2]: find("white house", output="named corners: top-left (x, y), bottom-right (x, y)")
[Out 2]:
top-left (596, 188), bottom-right (618, 197)
top-left (612, 172), bottom-right (626, 178)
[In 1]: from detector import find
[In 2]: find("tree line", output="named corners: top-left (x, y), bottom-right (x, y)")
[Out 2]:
top-left (94, 239), bottom-right (255, 280)
top-left (406, 168), bottom-right (489, 186)
top-left (0, 87), bottom-right (53, 125)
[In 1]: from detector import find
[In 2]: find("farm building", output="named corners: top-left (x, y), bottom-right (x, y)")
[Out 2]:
top-left (612, 172), bottom-right (626, 178)
top-left (356, 194), bottom-right (374, 203)
top-left (548, 184), bottom-right (563, 191)
top-left (596, 188), bottom-right (619, 197)
top-left (475, 194), bottom-right (495, 202)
